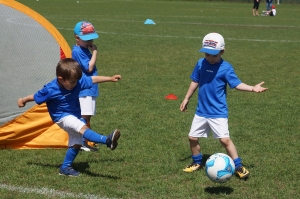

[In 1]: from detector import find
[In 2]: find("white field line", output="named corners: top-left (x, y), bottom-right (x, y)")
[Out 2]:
top-left (52, 17), bottom-right (300, 29)
top-left (2, 14), bottom-right (300, 43)
top-left (56, 27), bottom-right (299, 43)
top-left (0, 183), bottom-right (114, 199)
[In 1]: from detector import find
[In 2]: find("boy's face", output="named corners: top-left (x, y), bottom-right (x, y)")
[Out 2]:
top-left (58, 77), bottom-right (78, 90)
top-left (76, 36), bottom-right (94, 48)
top-left (204, 51), bottom-right (224, 64)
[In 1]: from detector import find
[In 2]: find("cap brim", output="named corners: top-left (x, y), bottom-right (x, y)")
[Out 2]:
top-left (78, 33), bottom-right (99, 41)
top-left (199, 48), bottom-right (220, 55)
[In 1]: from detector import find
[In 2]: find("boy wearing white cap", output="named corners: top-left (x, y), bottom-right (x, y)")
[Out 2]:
top-left (72, 21), bottom-right (100, 152)
top-left (180, 33), bottom-right (268, 179)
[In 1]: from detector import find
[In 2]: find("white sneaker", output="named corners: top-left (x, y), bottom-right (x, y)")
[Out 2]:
top-left (80, 144), bottom-right (98, 152)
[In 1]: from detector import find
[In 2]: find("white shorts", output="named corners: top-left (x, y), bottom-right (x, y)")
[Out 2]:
top-left (79, 96), bottom-right (96, 116)
top-left (56, 115), bottom-right (86, 147)
top-left (188, 115), bottom-right (230, 138)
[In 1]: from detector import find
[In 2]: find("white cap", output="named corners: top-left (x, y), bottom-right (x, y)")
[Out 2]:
top-left (199, 33), bottom-right (225, 55)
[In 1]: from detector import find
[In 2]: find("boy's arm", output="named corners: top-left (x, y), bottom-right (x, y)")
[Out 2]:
top-left (180, 81), bottom-right (198, 112)
top-left (87, 44), bottom-right (97, 73)
top-left (18, 94), bottom-right (34, 107)
top-left (235, 81), bottom-right (268, 93)
top-left (91, 75), bottom-right (121, 84)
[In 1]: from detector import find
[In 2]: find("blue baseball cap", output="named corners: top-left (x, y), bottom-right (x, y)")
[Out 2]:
top-left (74, 21), bottom-right (99, 41)
top-left (199, 33), bottom-right (225, 55)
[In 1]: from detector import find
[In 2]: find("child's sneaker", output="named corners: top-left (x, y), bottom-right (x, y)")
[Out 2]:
top-left (106, 129), bottom-right (121, 150)
top-left (183, 162), bottom-right (202, 172)
top-left (80, 142), bottom-right (98, 152)
top-left (59, 166), bottom-right (80, 177)
top-left (236, 166), bottom-right (250, 179)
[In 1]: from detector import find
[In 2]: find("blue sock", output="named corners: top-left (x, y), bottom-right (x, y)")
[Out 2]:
top-left (61, 147), bottom-right (80, 169)
top-left (192, 153), bottom-right (202, 164)
top-left (83, 128), bottom-right (107, 144)
top-left (233, 157), bottom-right (242, 169)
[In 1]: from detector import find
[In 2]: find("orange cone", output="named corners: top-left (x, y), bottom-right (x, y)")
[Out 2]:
top-left (165, 94), bottom-right (178, 100)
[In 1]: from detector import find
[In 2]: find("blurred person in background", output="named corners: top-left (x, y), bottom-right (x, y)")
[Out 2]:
top-left (252, 0), bottom-right (261, 16)
top-left (266, 0), bottom-right (273, 11)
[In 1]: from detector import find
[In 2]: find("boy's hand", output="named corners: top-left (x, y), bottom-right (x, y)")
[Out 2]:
top-left (253, 81), bottom-right (268, 93)
top-left (18, 98), bottom-right (26, 108)
top-left (111, 75), bottom-right (122, 82)
top-left (88, 44), bottom-right (97, 51)
top-left (180, 99), bottom-right (189, 112)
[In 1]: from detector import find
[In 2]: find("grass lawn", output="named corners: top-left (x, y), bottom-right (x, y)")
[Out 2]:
top-left (1, 0), bottom-right (300, 198)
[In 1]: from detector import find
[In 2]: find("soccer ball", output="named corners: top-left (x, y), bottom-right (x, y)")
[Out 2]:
top-left (205, 153), bottom-right (235, 183)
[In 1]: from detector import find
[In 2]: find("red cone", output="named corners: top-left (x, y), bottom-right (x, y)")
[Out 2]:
top-left (165, 94), bottom-right (178, 100)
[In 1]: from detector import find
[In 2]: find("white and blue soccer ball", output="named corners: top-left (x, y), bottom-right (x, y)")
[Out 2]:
top-left (205, 153), bottom-right (235, 183)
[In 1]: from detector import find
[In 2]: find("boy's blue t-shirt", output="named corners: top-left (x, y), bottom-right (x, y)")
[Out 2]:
top-left (72, 45), bottom-right (99, 97)
top-left (190, 58), bottom-right (241, 118)
top-left (33, 75), bottom-right (93, 122)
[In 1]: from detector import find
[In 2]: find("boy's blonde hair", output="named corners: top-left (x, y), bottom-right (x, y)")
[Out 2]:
top-left (56, 58), bottom-right (82, 80)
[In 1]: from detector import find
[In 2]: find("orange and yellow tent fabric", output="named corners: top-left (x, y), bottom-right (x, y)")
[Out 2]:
top-left (0, 0), bottom-right (70, 149)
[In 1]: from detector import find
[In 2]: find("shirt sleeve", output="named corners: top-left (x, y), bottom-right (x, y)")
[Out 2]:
top-left (72, 47), bottom-right (90, 73)
top-left (34, 86), bottom-right (50, 105)
top-left (190, 58), bottom-right (203, 82)
top-left (79, 74), bottom-right (93, 90)
top-left (226, 67), bottom-right (241, 89)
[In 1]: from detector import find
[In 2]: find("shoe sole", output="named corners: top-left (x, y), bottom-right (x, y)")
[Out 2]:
top-left (80, 147), bottom-right (91, 152)
top-left (238, 173), bottom-right (250, 179)
top-left (183, 165), bottom-right (202, 173)
top-left (182, 169), bottom-right (195, 173)
top-left (110, 129), bottom-right (121, 150)
top-left (59, 173), bottom-right (80, 177)
top-left (182, 168), bottom-right (201, 173)
top-left (81, 146), bottom-right (98, 152)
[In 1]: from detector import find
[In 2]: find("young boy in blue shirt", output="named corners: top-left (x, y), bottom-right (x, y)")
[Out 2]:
top-left (72, 21), bottom-right (100, 152)
top-left (180, 33), bottom-right (268, 179)
top-left (17, 58), bottom-right (121, 177)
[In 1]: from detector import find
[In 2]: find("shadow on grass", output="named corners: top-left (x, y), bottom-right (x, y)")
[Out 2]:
top-left (179, 154), bottom-right (213, 163)
top-left (75, 162), bottom-right (121, 179)
top-left (204, 186), bottom-right (233, 195)
top-left (27, 161), bottom-right (122, 179)
top-left (179, 155), bottom-right (191, 162)
top-left (202, 154), bottom-right (211, 163)
top-left (88, 158), bottom-right (125, 163)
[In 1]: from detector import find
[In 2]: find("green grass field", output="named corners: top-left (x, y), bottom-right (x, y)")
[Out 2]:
top-left (1, 0), bottom-right (300, 198)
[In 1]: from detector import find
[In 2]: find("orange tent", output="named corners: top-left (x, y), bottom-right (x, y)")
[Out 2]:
top-left (0, 0), bottom-right (70, 149)
top-left (0, 104), bottom-right (68, 149)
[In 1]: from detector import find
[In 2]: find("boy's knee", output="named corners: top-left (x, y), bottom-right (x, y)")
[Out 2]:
top-left (188, 136), bottom-right (199, 147)
top-left (188, 136), bottom-right (198, 141)
top-left (219, 137), bottom-right (231, 145)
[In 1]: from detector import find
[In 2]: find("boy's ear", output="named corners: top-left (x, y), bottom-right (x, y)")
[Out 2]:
top-left (57, 76), bottom-right (63, 81)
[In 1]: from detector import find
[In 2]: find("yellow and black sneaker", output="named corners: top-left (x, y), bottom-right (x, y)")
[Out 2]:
top-left (236, 166), bottom-right (250, 179)
top-left (183, 162), bottom-right (202, 173)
